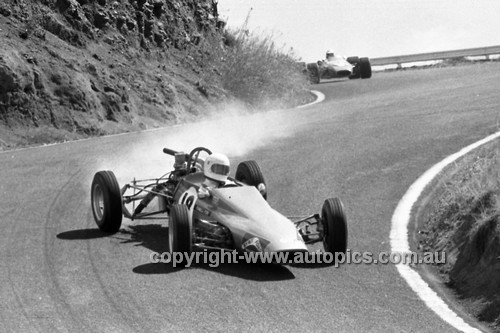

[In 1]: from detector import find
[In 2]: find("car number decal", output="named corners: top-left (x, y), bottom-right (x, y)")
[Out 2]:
top-left (194, 205), bottom-right (211, 217)
top-left (178, 187), bottom-right (198, 218)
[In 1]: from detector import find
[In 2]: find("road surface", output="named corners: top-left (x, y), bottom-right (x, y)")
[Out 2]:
top-left (1, 63), bottom-right (499, 332)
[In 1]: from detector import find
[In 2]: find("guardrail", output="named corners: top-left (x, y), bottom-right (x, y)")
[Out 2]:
top-left (370, 45), bottom-right (500, 66)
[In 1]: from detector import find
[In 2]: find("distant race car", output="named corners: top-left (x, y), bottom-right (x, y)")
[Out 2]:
top-left (90, 146), bottom-right (348, 263)
top-left (305, 50), bottom-right (372, 83)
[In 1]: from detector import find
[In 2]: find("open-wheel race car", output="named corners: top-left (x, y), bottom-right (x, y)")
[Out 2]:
top-left (305, 50), bottom-right (372, 84)
top-left (90, 146), bottom-right (348, 262)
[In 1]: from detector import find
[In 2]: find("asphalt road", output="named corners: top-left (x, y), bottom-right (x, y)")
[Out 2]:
top-left (1, 62), bottom-right (499, 332)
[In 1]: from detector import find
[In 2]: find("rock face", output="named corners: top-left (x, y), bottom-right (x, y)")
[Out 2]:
top-left (46, 0), bottom-right (219, 48)
top-left (0, 0), bottom-right (225, 148)
top-left (0, 50), bottom-right (35, 94)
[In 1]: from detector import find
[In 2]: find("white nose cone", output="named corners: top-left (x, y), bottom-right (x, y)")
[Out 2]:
top-left (263, 228), bottom-right (308, 253)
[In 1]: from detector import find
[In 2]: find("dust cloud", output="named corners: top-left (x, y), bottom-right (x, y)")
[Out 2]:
top-left (96, 102), bottom-right (304, 183)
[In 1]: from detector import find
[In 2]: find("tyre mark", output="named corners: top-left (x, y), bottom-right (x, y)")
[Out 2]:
top-left (85, 207), bottom-right (145, 332)
top-left (42, 168), bottom-right (90, 331)
top-left (4, 205), bottom-right (43, 333)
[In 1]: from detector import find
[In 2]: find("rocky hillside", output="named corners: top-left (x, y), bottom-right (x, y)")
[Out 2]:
top-left (0, 0), bottom-right (243, 148)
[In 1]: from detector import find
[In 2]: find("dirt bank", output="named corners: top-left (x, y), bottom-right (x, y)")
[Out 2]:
top-left (0, 0), bottom-right (312, 150)
top-left (418, 141), bottom-right (500, 331)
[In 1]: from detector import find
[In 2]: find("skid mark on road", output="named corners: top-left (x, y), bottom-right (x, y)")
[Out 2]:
top-left (43, 168), bottom-right (89, 331)
top-left (390, 131), bottom-right (500, 333)
top-left (4, 211), bottom-right (40, 332)
top-left (84, 208), bottom-right (144, 332)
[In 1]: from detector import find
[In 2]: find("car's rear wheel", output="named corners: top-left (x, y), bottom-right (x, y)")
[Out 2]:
top-left (235, 160), bottom-right (267, 199)
top-left (306, 62), bottom-right (320, 84)
top-left (321, 198), bottom-right (348, 254)
top-left (168, 204), bottom-right (192, 256)
top-left (347, 56), bottom-right (360, 79)
top-left (359, 57), bottom-right (372, 79)
top-left (346, 56), bottom-right (359, 65)
top-left (91, 170), bottom-right (123, 233)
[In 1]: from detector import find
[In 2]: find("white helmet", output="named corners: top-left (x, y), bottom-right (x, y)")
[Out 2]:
top-left (204, 153), bottom-right (230, 183)
top-left (326, 50), bottom-right (334, 58)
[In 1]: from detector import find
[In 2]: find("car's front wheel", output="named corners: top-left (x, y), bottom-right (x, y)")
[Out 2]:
top-left (359, 57), bottom-right (372, 79)
top-left (91, 170), bottom-right (123, 233)
top-left (321, 198), bottom-right (348, 254)
top-left (235, 160), bottom-right (267, 199)
top-left (168, 204), bottom-right (192, 256)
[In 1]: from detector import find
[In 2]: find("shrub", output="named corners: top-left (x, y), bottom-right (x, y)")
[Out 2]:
top-left (196, 16), bottom-right (310, 110)
top-left (221, 28), bottom-right (309, 109)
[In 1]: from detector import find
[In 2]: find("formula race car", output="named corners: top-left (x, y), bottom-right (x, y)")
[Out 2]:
top-left (90, 146), bottom-right (348, 261)
top-left (305, 50), bottom-right (372, 83)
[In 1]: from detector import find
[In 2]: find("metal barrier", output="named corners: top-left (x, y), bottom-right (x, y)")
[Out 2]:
top-left (371, 45), bottom-right (500, 66)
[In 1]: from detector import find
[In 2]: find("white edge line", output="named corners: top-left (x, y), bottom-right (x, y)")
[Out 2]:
top-left (297, 90), bottom-right (325, 109)
top-left (0, 90), bottom-right (325, 155)
top-left (390, 131), bottom-right (500, 333)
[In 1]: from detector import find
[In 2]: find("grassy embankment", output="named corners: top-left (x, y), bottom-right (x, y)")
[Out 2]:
top-left (419, 140), bottom-right (500, 331)
top-left (198, 20), bottom-right (310, 111)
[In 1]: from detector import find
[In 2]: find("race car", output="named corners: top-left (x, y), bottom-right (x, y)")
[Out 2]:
top-left (90, 146), bottom-right (348, 262)
top-left (305, 50), bottom-right (372, 83)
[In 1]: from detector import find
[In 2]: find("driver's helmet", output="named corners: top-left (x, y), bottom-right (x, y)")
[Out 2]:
top-left (204, 153), bottom-right (230, 184)
top-left (326, 50), bottom-right (334, 59)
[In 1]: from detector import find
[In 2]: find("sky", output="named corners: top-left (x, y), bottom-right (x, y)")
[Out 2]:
top-left (217, 0), bottom-right (500, 62)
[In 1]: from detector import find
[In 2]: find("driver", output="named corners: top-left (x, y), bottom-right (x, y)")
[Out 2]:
top-left (326, 50), bottom-right (335, 61)
top-left (203, 153), bottom-right (230, 188)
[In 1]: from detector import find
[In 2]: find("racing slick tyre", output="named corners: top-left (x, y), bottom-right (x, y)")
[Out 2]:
top-left (306, 63), bottom-right (320, 84)
top-left (91, 170), bottom-right (123, 233)
top-left (168, 204), bottom-right (192, 256)
top-left (346, 56), bottom-right (359, 65)
top-left (235, 160), bottom-right (267, 200)
top-left (347, 56), bottom-right (360, 79)
top-left (321, 198), bottom-right (348, 255)
top-left (359, 57), bottom-right (372, 79)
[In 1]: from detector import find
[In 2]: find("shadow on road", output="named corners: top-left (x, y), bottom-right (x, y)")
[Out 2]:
top-left (58, 224), bottom-right (295, 281)
top-left (120, 224), bottom-right (169, 253)
top-left (56, 228), bottom-right (111, 240)
top-left (125, 224), bottom-right (295, 281)
top-left (133, 261), bottom-right (295, 281)
top-left (127, 224), bottom-right (295, 281)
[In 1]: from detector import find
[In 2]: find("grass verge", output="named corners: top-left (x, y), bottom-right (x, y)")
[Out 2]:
top-left (419, 139), bottom-right (500, 331)
top-left (195, 18), bottom-right (311, 111)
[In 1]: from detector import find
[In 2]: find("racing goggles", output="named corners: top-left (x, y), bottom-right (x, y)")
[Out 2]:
top-left (211, 163), bottom-right (229, 176)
